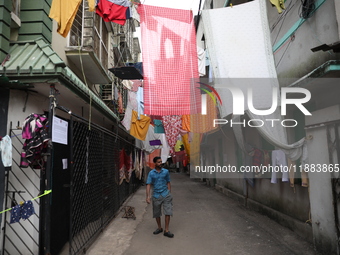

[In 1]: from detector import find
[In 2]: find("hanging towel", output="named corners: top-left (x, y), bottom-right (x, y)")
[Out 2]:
top-left (0, 135), bottom-right (12, 167)
top-left (49, 0), bottom-right (82, 37)
top-left (137, 4), bottom-right (201, 115)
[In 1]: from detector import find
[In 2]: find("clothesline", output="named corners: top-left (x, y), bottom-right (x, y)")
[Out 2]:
top-left (0, 190), bottom-right (52, 214)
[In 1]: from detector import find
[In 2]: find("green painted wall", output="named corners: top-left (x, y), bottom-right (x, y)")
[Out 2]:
top-left (0, 0), bottom-right (11, 62)
top-left (18, 0), bottom-right (52, 43)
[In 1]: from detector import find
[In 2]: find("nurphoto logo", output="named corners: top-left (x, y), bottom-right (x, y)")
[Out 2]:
top-left (197, 82), bottom-right (311, 128)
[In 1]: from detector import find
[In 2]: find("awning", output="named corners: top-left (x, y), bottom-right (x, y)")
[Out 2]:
top-left (108, 62), bottom-right (143, 79)
top-left (0, 38), bottom-right (120, 122)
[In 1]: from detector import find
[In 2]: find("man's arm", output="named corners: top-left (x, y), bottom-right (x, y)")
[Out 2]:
top-left (167, 182), bottom-right (171, 193)
top-left (146, 184), bottom-right (151, 204)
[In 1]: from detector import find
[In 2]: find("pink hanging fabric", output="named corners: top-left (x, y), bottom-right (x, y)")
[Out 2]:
top-left (137, 5), bottom-right (201, 116)
top-left (162, 115), bottom-right (182, 153)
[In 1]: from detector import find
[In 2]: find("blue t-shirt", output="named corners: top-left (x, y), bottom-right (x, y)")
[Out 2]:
top-left (146, 168), bottom-right (170, 198)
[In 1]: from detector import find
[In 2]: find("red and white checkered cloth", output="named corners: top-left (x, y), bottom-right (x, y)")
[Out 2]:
top-left (138, 4), bottom-right (201, 115)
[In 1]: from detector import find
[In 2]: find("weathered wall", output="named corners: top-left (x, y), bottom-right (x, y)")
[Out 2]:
top-left (267, 0), bottom-right (340, 83)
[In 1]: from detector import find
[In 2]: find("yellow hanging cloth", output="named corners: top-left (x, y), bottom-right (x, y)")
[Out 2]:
top-left (87, 0), bottom-right (95, 12)
top-left (182, 133), bottom-right (190, 161)
top-left (49, 0), bottom-right (82, 37)
top-left (130, 110), bottom-right (151, 141)
top-left (270, 0), bottom-right (285, 14)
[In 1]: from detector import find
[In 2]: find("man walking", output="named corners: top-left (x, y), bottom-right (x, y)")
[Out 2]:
top-left (146, 156), bottom-right (174, 238)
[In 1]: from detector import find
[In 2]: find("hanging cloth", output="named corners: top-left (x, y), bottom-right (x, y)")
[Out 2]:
top-left (153, 119), bottom-right (165, 134)
top-left (20, 113), bottom-right (49, 169)
top-left (118, 91), bottom-right (124, 114)
top-left (130, 110), bottom-right (151, 141)
top-left (182, 133), bottom-right (190, 161)
top-left (119, 149), bottom-right (128, 184)
top-left (269, 0), bottom-right (285, 14)
top-left (96, 0), bottom-right (128, 25)
top-left (162, 116), bottom-right (182, 153)
top-left (0, 135), bottom-right (12, 167)
top-left (137, 4), bottom-right (201, 115)
top-left (197, 46), bottom-right (206, 76)
top-left (271, 150), bottom-right (289, 183)
top-left (190, 95), bottom-right (218, 134)
top-left (134, 150), bottom-right (140, 179)
top-left (49, 0), bottom-right (82, 37)
top-left (121, 91), bottom-right (138, 131)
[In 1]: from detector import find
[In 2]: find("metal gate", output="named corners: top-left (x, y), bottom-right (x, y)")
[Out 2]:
top-left (64, 110), bottom-right (141, 255)
top-left (2, 122), bottom-right (41, 255)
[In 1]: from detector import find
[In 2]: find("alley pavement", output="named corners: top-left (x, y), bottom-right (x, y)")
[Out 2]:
top-left (86, 173), bottom-right (317, 255)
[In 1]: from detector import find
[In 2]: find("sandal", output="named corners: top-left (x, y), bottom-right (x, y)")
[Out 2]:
top-left (163, 231), bottom-right (174, 238)
top-left (153, 228), bottom-right (163, 235)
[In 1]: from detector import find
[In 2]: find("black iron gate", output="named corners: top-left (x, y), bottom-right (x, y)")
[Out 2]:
top-left (55, 108), bottom-right (141, 255)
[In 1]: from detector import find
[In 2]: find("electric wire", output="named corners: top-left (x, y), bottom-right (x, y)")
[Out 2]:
top-left (271, 1), bottom-right (297, 47)
top-left (275, 38), bottom-right (293, 68)
top-left (271, 0), bottom-right (296, 32)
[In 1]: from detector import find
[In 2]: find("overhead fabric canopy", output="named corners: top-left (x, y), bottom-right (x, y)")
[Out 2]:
top-left (137, 4), bottom-right (201, 116)
top-left (201, 0), bottom-right (307, 162)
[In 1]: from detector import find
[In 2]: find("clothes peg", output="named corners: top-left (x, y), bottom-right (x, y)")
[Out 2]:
top-left (19, 201), bottom-right (24, 206)
top-left (230, 3), bottom-right (233, 7)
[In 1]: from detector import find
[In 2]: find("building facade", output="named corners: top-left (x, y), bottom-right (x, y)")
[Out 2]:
top-left (197, 0), bottom-right (340, 254)
top-left (0, 0), bottom-right (142, 254)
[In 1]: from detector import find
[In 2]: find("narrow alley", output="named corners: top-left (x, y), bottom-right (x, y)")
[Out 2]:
top-left (87, 173), bottom-right (316, 255)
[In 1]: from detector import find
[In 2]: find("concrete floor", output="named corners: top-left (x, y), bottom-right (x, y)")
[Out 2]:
top-left (86, 173), bottom-right (317, 255)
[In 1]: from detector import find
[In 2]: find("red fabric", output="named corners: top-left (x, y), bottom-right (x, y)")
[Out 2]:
top-left (96, 0), bottom-right (127, 25)
top-left (119, 149), bottom-right (130, 170)
top-left (162, 115), bottom-right (182, 153)
top-left (118, 91), bottom-right (124, 113)
top-left (138, 5), bottom-right (201, 115)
